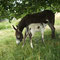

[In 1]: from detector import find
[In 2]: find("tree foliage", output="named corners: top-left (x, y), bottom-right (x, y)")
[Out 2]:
top-left (0, 0), bottom-right (60, 20)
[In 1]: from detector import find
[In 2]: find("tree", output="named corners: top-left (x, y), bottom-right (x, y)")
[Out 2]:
top-left (0, 0), bottom-right (60, 21)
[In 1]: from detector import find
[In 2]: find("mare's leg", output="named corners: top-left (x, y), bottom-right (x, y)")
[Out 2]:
top-left (48, 22), bottom-right (55, 38)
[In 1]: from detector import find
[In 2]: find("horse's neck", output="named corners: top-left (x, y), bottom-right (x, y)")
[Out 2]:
top-left (18, 22), bottom-right (26, 32)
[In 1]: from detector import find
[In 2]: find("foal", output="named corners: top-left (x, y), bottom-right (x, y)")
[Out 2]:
top-left (23, 23), bottom-right (46, 48)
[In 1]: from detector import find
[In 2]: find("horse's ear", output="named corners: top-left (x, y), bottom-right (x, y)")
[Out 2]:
top-left (16, 25), bottom-right (20, 31)
top-left (12, 25), bottom-right (17, 31)
top-left (16, 25), bottom-right (18, 28)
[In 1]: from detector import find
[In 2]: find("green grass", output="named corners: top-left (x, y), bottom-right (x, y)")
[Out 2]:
top-left (0, 22), bottom-right (11, 30)
top-left (55, 20), bottom-right (60, 25)
top-left (0, 20), bottom-right (60, 60)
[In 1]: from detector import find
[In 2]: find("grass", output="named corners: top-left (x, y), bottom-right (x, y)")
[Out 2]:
top-left (0, 20), bottom-right (60, 60)
top-left (55, 19), bottom-right (60, 25)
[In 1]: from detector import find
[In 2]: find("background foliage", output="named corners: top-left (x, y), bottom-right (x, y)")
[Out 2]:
top-left (0, 0), bottom-right (60, 20)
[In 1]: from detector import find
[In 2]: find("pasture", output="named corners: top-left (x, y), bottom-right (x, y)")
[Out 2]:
top-left (0, 19), bottom-right (60, 60)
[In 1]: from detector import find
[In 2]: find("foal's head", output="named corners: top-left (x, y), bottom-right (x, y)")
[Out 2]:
top-left (12, 25), bottom-right (23, 45)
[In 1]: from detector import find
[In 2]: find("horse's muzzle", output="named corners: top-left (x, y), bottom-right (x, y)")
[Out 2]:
top-left (16, 39), bottom-right (20, 45)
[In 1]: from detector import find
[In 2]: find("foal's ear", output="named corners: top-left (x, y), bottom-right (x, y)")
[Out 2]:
top-left (12, 25), bottom-right (17, 31)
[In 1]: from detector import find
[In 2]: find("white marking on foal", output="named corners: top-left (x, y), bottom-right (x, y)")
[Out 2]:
top-left (40, 23), bottom-right (46, 42)
top-left (29, 23), bottom-right (41, 37)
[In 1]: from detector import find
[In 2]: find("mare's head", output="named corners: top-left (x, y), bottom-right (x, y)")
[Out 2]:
top-left (12, 25), bottom-right (23, 45)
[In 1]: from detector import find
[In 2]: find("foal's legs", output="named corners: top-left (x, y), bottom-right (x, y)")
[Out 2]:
top-left (22, 32), bottom-right (27, 47)
top-left (22, 27), bottom-right (33, 48)
top-left (40, 24), bottom-right (45, 43)
top-left (28, 32), bottom-right (33, 48)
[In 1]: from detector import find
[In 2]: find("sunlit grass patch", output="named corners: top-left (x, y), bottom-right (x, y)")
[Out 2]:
top-left (0, 20), bottom-right (20, 30)
top-left (55, 20), bottom-right (60, 25)
top-left (0, 21), bottom-right (11, 30)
